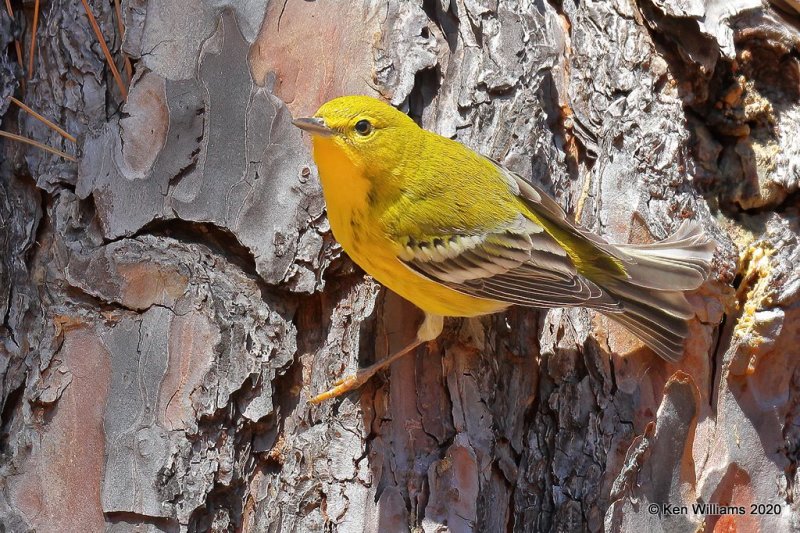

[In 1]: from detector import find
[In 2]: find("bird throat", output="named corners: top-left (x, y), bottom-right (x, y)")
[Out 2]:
top-left (311, 136), bottom-right (375, 252)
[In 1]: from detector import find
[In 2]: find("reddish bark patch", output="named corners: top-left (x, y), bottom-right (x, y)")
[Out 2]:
top-left (706, 465), bottom-right (757, 533)
top-left (117, 262), bottom-right (189, 311)
top-left (158, 310), bottom-right (219, 431)
top-left (9, 325), bottom-right (111, 531)
top-left (119, 72), bottom-right (169, 178)
top-left (248, 1), bottom-right (379, 116)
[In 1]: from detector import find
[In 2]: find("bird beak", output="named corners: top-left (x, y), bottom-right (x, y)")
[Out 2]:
top-left (292, 117), bottom-right (334, 137)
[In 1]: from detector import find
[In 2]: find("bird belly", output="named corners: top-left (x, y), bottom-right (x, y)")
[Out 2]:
top-left (334, 219), bottom-right (507, 318)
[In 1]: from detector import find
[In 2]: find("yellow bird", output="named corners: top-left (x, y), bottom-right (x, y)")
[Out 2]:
top-left (293, 95), bottom-right (714, 403)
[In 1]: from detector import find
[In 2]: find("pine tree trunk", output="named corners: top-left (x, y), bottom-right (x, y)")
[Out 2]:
top-left (1, 0), bottom-right (799, 531)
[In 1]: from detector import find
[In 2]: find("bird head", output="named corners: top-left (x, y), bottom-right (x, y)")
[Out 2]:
top-left (292, 95), bottom-right (418, 174)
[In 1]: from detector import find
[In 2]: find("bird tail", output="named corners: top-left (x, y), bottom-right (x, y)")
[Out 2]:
top-left (599, 221), bottom-right (715, 361)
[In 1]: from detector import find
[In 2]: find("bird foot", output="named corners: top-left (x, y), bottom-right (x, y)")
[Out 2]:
top-left (309, 372), bottom-right (374, 404)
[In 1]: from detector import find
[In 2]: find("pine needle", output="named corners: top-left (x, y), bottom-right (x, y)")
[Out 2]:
top-left (80, 0), bottom-right (128, 100)
top-left (27, 0), bottom-right (39, 80)
top-left (9, 97), bottom-right (77, 143)
top-left (0, 130), bottom-right (77, 162)
top-left (14, 41), bottom-right (24, 76)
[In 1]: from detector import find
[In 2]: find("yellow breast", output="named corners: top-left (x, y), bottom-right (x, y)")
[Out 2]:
top-left (311, 137), bottom-right (507, 318)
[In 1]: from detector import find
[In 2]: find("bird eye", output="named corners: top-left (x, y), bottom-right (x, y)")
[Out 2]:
top-left (354, 119), bottom-right (372, 135)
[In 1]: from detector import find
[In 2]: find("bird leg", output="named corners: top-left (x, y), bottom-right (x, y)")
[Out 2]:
top-left (309, 313), bottom-right (443, 403)
top-left (308, 338), bottom-right (423, 403)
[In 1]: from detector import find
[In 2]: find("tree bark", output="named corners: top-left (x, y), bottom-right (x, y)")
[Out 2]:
top-left (1, 0), bottom-right (799, 532)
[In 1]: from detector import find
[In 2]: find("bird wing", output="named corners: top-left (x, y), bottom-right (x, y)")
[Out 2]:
top-left (395, 212), bottom-right (622, 312)
top-left (488, 158), bottom-right (630, 282)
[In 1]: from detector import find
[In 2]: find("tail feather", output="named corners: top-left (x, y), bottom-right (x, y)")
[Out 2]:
top-left (598, 221), bottom-right (715, 362)
top-left (604, 278), bottom-right (694, 319)
top-left (607, 308), bottom-right (686, 362)
top-left (614, 221), bottom-right (715, 291)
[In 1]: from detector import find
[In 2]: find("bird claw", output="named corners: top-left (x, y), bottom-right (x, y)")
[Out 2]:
top-left (309, 373), bottom-right (369, 404)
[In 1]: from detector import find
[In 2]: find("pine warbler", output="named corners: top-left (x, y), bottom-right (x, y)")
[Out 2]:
top-left (293, 95), bottom-right (714, 403)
